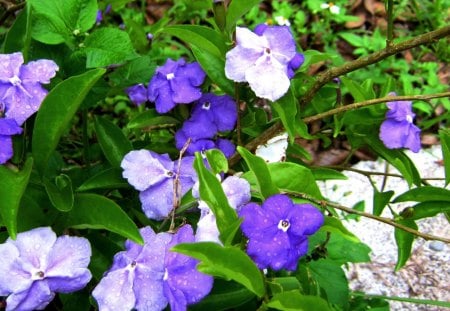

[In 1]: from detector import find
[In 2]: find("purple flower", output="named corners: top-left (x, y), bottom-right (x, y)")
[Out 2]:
top-left (0, 118), bottom-right (22, 164)
top-left (225, 26), bottom-right (297, 101)
top-left (125, 83), bottom-right (147, 106)
top-left (0, 52), bottom-right (59, 126)
top-left (92, 225), bottom-right (213, 311)
top-left (379, 92), bottom-right (421, 153)
top-left (190, 93), bottom-right (237, 132)
top-left (121, 150), bottom-right (197, 220)
top-left (239, 194), bottom-right (324, 271)
top-left (148, 58), bottom-right (206, 113)
top-left (0, 227), bottom-right (92, 311)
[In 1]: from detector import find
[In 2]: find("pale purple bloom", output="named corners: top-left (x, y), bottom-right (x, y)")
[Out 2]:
top-left (0, 118), bottom-right (22, 164)
top-left (92, 225), bottom-right (213, 311)
top-left (0, 227), bottom-right (92, 311)
top-left (148, 58), bottom-right (206, 113)
top-left (379, 92), bottom-right (421, 153)
top-left (121, 150), bottom-right (197, 220)
top-left (0, 52), bottom-right (58, 126)
top-left (225, 26), bottom-right (297, 101)
top-left (239, 194), bottom-right (324, 271)
top-left (125, 83), bottom-right (147, 106)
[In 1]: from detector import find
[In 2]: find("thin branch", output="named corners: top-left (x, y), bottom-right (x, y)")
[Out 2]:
top-left (386, 0), bottom-right (394, 48)
top-left (293, 192), bottom-right (450, 244)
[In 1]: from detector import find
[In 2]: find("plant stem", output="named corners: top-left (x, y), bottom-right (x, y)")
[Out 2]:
top-left (386, 0), bottom-right (394, 48)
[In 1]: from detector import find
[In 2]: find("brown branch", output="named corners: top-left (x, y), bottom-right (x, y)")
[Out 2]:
top-left (294, 192), bottom-right (450, 244)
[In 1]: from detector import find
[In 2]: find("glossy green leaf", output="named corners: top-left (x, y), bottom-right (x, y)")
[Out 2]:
top-left (225, 0), bottom-right (261, 33)
top-left (272, 89), bottom-right (297, 144)
top-left (341, 77), bottom-right (372, 102)
top-left (393, 186), bottom-right (450, 203)
top-left (44, 174), bottom-right (74, 212)
top-left (394, 219), bottom-right (417, 270)
top-left (77, 168), bottom-right (128, 191)
top-left (373, 190), bottom-right (394, 216)
top-left (32, 68), bottom-right (105, 176)
top-left (4, 4), bottom-right (32, 56)
top-left (400, 201), bottom-right (450, 220)
top-left (0, 158), bottom-right (33, 239)
top-left (193, 153), bottom-right (238, 245)
top-left (108, 55), bottom-right (156, 87)
top-left (266, 291), bottom-right (332, 311)
top-left (319, 217), bottom-right (360, 243)
top-left (439, 129), bottom-right (450, 186)
top-left (94, 116), bottom-right (133, 167)
top-left (311, 168), bottom-right (347, 181)
top-left (238, 146), bottom-right (278, 199)
top-left (205, 149), bottom-right (229, 174)
top-left (191, 46), bottom-right (234, 95)
top-left (268, 277), bottom-right (301, 295)
top-left (61, 193), bottom-right (143, 244)
top-left (172, 242), bottom-right (265, 297)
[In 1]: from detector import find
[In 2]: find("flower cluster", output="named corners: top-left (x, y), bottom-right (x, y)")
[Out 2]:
top-left (93, 225), bottom-right (213, 311)
top-left (0, 52), bottom-right (58, 164)
top-left (0, 227), bottom-right (92, 310)
top-left (379, 92), bottom-right (421, 153)
top-left (121, 149), bottom-right (197, 220)
top-left (239, 194), bottom-right (324, 271)
top-left (225, 25), bottom-right (303, 102)
top-left (175, 93), bottom-right (237, 158)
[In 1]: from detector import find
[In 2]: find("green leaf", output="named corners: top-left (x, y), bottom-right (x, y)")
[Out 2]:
top-left (4, 4), bottom-right (32, 56)
top-left (439, 129), bottom-right (450, 186)
top-left (191, 46), bottom-right (234, 95)
top-left (373, 190), bottom-right (394, 216)
top-left (320, 217), bottom-right (360, 243)
top-left (32, 68), bottom-right (106, 176)
top-left (61, 193), bottom-right (143, 244)
top-left (341, 77), bottom-right (373, 102)
top-left (400, 201), bottom-right (450, 220)
top-left (163, 25), bottom-right (227, 57)
top-left (172, 242), bottom-right (265, 297)
top-left (44, 174), bottom-right (74, 212)
top-left (325, 232), bottom-right (371, 264)
top-left (77, 168), bottom-right (128, 191)
top-left (268, 277), bottom-right (301, 295)
top-left (205, 149), bottom-right (229, 174)
top-left (311, 168), bottom-right (347, 181)
top-left (237, 146), bottom-right (278, 199)
top-left (127, 114), bottom-right (179, 130)
top-left (0, 158), bottom-right (33, 239)
top-left (193, 153), bottom-right (238, 245)
top-left (225, 0), bottom-right (262, 33)
top-left (84, 28), bottom-right (137, 68)
top-left (108, 56), bottom-right (156, 87)
top-left (394, 219), bottom-right (417, 270)
top-left (29, 0), bottom-right (97, 45)
top-left (266, 291), bottom-right (332, 311)
top-left (94, 117), bottom-right (133, 168)
top-left (393, 186), bottom-right (450, 203)
top-left (272, 89), bottom-right (297, 144)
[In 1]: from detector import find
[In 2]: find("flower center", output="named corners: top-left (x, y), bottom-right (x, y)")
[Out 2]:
top-left (406, 114), bottom-right (413, 123)
top-left (163, 268), bottom-right (169, 281)
top-left (9, 75), bottom-right (22, 86)
top-left (166, 73), bottom-right (175, 80)
top-left (277, 219), bottom-right (290, 232)
top-left (202, 101), bottom-right (211, 110)
top-left (265, 47), bottom-right (271, 55)
top-left (32, 270), bottom-right (45, 280)
top-left (164, 170), bottom-right (175, 178)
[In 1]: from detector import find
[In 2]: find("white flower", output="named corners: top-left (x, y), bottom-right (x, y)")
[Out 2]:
top-left (320, 2), bottom-right (341, 14)
top-left (274, 16), bottom-right (291, 26)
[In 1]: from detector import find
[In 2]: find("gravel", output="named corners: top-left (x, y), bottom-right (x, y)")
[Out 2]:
top-left (318, 145), bottom-right (449, 310)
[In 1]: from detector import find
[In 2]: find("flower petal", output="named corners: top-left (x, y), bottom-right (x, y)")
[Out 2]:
top-left (6, 280), bottom-right (54, 311)
top-left (225, 46), bottom-right (262, 82)
top-left (288, 203), bottom-right (324, 236)
top-left (0, 52), bottom-right (23, 80)
top-left (0, 134), bottom-right (15, 164)
top-left (139, 180), bottom-right (173, 220)
top-left (134, 266), bottom-right (168, 310)
top-left (20, 59), bottom-right (59, 84)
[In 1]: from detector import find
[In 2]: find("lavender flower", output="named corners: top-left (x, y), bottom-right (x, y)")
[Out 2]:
top-left (125, 83), bottom-right (147, 106)
top-left (239, 194), bottom-right (324, 271)
top-left (121, 150), bottom-right (197, 220)
top-left (0, 227), bottom-right (92, 311)
top-left (0, 52), bottom-right (58, 126)
top-left (225, 26), bottom-right (297, 101)
top-left (0, 118), bottom-right (22, 164)
top-left (190, 93), bottom-right (237, 132)
top-left (92, 225), bottom-right (213, 311)
top-left (379, 92), bottom-right (421, 153)
top-left (148, 58), bottom-right (206, 113)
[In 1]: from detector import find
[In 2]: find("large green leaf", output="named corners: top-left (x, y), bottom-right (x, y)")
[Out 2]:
top-left (373, 190), bottom-right (394, 216)
top-left (172, 242), bottom-right (265, 297)
top-left (319, 217), bottom-right (360, 243)
top-left (225, 0), bottom-right (262, 33)
top-left (32, 68), bottom-right (106, 176)
top-left (440, 129), bottom-right (450, 186)
top-left (84, 28), bottom-right (137, 68)
top-left (393, 186), bottom-right (450, 203)
top-left (77, 168), bottom-right (128, 192)
top-left (61, 193), bottom-right (143, 244)
top-left (0, 158), bottom-right (33, 239)
top-left (193, 154), bottom-right (238, 245)
top-left (400, 201), bottom-right (450, 220)
top-left (3, 4), bottom-right (32, 56)
top-left (266, 291), bottom-right (332, 311)
top-left (29, 0), bottom-right (97, 45)
top-left (238, 146), bottom-right (279, 199)
top-left (94, 117), bottom-right (133, 168)
top-left (108, 55), bottom-right (156, 87)
top-left (272, 89), bottom-right (297, 144)
top-left (394, 219), bottom-right (417, 270)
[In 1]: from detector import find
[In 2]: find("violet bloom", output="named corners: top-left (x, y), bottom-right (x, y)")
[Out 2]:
top-left (121, 150), bottom-right (197, 220)
top-left (0, 118), bottom-right (22, 164)
top-left (148, 58), bottom-right (206, 114)
top-left (0, 227), bottom-right (92, 311)
top-left (92, 225), bottom-right (213, 311)
top-left (0, 52), bottom-right (59, 126)
top-left (379, 92), bottom-right (421, 153)
top-left (225, 26), bottom-right (297, 101)
top-left (239, 194), bottom-right (324, 271)
top-left (125, 83), bottom-right (147, 106)
top-left (190, 93), bottom-right (237, 132)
